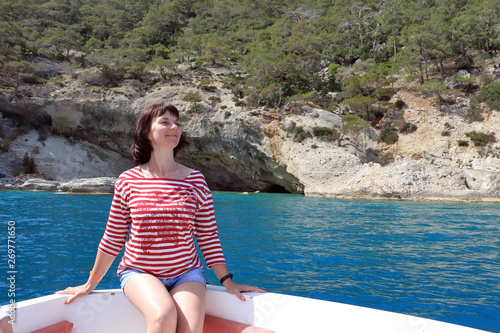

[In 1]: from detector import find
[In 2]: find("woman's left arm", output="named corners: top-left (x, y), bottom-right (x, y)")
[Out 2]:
top-left (211, 263), bottom-right (266, 301)
top-left (192, 178), bottom-right (266, 300)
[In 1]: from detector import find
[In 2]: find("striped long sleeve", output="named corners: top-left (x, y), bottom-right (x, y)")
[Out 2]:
top-left (98, 166), bottom-right (226, 278)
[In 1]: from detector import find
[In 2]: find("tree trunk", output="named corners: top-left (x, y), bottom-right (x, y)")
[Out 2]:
top-left (418, 63), bottom-right (424, 84)
top-left (393, 32), bottom-right (397, 58)
top-left (436, 92), bottom-right (443, 113)
top-left (337, 133), bottom-right (344, 147)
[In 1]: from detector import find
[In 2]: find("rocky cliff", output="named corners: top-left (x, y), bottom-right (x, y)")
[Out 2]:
top-left (1, 63), bottom-right (499, 202)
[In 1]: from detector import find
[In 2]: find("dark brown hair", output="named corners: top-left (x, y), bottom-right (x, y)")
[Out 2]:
top-left (130, 103), bottom-right (189, 165)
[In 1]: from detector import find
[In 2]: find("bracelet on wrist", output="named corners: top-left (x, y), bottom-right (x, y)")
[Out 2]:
top-left (219, 273), bottom-right (233, 285)
top-left (89, 271), bottom-right (103, 280)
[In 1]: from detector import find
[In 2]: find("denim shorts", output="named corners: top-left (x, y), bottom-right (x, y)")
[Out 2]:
top-left (119, 267), bottom-right (206, 291)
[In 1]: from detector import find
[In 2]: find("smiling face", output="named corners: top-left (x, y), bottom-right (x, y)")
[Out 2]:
top-left (147, 111), bottom-right (182, 151)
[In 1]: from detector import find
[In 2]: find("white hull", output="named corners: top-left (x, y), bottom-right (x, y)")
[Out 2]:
top-left (3, 286), bottom-right (490, 333)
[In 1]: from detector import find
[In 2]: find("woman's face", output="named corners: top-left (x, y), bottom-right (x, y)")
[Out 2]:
top-left (147, 111), bottom-right (182, 151)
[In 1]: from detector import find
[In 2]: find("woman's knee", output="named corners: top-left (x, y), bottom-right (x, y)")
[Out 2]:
top-left (123, 273), bottom-right (178, 332)
top-left (146, 305), bottom-right (177, 332)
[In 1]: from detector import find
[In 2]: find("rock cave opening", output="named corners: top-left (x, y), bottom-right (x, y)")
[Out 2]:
top-left (264, 184), bottom-right (290, 193)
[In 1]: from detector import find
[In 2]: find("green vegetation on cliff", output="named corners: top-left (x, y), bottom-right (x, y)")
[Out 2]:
top-left (0, 0), bottom-right (499, 120)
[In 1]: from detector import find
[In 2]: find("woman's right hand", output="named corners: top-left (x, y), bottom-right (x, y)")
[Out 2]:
top-left (55, 252), bottom-right (114, 304)
top-left (55, 283), bottom-right (93, 304)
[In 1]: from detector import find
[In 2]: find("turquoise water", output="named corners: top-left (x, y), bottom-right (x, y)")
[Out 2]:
top-left (0, 191), bottom-right (499, 332)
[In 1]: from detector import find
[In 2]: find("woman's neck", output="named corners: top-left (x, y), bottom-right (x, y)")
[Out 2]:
top-left (143, 151), bottom-right (178, 178)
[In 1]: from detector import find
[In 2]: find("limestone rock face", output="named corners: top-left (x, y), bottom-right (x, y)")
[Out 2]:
top-left (1, 130), bottom-right (134, 180)
top-left (0, 177), bottom-right (116, 193)
top-left (59, 177), bottom-right (116, 194)
top-left (19, 179), bottom-right (60, 191)
top-left (1, 80), bottom-right (499, 201)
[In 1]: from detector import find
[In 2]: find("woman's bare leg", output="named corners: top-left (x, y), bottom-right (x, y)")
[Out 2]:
top-left (171, 281), bottom-right (206, 333)
top-left (124, 274), bottom-right (177, 333)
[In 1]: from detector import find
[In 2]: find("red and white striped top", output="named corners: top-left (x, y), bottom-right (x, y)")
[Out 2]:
top-left (98, 166), bottom-right (226, 278)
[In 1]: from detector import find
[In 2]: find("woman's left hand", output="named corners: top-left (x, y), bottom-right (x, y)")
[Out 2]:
top-left (222, 280), bottom-right (266, 301)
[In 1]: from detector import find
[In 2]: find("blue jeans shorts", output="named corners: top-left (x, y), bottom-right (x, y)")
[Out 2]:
top-left (119, 267), bottom-right (206, 291)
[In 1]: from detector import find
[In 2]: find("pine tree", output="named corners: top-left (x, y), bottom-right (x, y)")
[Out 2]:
top-left (20, 152), bottom-right (38, 174)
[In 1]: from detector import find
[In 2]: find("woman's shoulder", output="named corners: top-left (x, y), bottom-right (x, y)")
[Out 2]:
top-left (186, 169), bottom-right (212, 203)
top-left (185, 168), bottom-right (207, 182)
top-left (185, 169), bottom-right (211, 191)
top-left (117, 166), bottom-right (143, 181)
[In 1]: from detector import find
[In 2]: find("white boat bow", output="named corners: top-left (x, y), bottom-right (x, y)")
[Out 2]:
top-left (2, 285), bottom-right (491, 333)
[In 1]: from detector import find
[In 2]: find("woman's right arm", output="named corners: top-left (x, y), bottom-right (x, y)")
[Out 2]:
top-left (57, 177), bottom-right (131, 304)
top-left (56, 250), bottom-right (116, 304)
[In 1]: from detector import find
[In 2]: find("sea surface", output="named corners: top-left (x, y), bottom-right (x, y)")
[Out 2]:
top-left (0, 190), bottom-right (499, 332)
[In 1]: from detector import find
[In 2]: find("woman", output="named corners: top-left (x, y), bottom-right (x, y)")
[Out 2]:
top-left (57, 103), bottom-right (264, 333)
